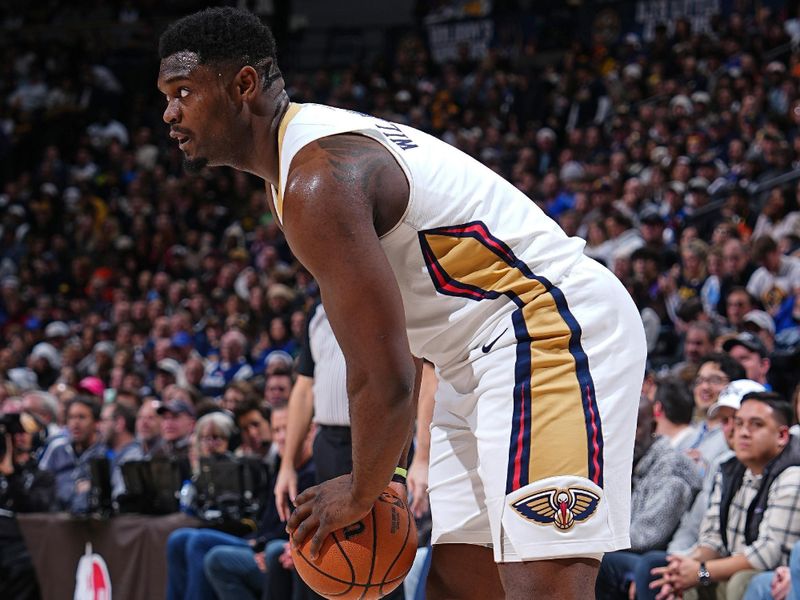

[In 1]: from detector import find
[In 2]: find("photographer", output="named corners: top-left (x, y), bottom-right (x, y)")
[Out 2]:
top-left (0, 411), bottom-right (55, 600)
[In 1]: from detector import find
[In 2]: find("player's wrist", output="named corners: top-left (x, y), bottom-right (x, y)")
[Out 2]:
top-left (391, 466), bottom-right (407, 485)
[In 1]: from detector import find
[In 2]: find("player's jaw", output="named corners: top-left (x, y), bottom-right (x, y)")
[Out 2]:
top-left (170, 125), bottom-right (210, 172)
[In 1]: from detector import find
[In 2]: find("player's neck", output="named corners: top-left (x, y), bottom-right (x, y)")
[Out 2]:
top-left (237, 90), bottom-right (290, 185)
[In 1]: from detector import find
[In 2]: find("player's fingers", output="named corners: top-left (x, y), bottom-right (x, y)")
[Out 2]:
top-left (293, 485), bottom-right (319, 507)
top-left (286, 499), bottom-right (314, 534)
top-left (308, 525), bottom-right (329, 560)
top-left (291, 513), bottom-right (320, 549)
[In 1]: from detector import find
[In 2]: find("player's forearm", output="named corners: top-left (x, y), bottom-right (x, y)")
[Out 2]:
top-left (349, 369), bottom-right (415, 506)
top-left (283, 375), bottom-right (314, 469)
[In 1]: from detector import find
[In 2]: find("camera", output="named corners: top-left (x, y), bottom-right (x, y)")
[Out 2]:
top-left (0, 412), bottom-right (40, 457)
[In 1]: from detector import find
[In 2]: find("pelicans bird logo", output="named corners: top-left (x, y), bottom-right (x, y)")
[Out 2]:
top-left (511, 487), bottom-right (600, 531)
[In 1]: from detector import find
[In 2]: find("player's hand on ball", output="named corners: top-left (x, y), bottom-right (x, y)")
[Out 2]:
top-left (287, 473), bottom-right (373, 560)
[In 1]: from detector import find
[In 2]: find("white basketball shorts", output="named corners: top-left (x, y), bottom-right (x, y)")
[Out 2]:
top-left (428, 257), bottom-right (647, 562)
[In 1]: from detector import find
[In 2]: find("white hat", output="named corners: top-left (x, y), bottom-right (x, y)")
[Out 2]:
top-left (670, 95), bottom-right (693, 114)
top-left (44, 321), bottom-right (70, 338)
top-left (31, 342), bottom-right (62, 370)
top-left (156, 358), bottom-right (181, 378)
top-left (708, 379), bottom-right (766, 418)
top-left (743, 310), bottom-right (776, 336)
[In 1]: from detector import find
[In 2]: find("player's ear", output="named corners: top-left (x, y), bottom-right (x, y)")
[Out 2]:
top-left (234, 65), bottom-right (260, 100)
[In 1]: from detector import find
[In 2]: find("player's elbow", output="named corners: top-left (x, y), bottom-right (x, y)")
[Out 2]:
top-left (384, 374), bottom-right (415, 410)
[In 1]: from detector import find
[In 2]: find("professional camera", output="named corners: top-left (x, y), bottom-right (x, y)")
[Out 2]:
top-left (193, 456), bottom-right (267, 535)
top-left (0, 412), bottom-right (40, 457)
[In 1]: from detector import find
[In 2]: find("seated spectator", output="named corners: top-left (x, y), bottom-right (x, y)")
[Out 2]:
top-left (195, 411), bottom-right (236, 461)
top-left (98, 402), bottom-right (143, 498)
top-left (653, 377), bottom-right (697, 451)
top-left (651, 392), bottom-right (800, 600)
top-left (741, 310), bottom-right (776, 353)
top-left (136, 397), bottom-right (163, 457)
top-left (153, 359), bottom-right (182, 398)
top-left (38, 396), bottom-right (106, 513)
top-left (166, 403), bottom-right (314, 600)
top-left (686, 354), bottom-right (747, 475)
top-left (725, 287), bottom-right (757, 332)
top-left (747, 236), bottom-right (800, 316)
top-left (0, 409), bottom-right (54, 600)
top-left (153, 399), bottom-right (195, 461)
top-left (201, 330), bottom-right (254, 399)
top-left (670, 322), bottom-right (717, 384)
top-left (596, 397), bottom-right (702, 599)
top-left (723, 333), bottom-right (771, 388)
top-left (263, 372), bottom-right (292, 407)
top-left (221, 381), bottom-right (258, 414)
top-left (233, 400), bottom-right (272, 459)
top-left (719, 240), bottom-right (757, 315)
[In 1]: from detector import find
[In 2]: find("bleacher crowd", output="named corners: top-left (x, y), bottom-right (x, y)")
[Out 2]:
top-left (2, 1), bottom-right (800, 599)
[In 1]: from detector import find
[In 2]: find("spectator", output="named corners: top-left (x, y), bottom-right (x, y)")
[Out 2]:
top-left (596, 397), bottom-right (702, 599)
top-left (153, 399), bottom-right (195, 461)
top-left (653, 377), bottom-right (698, 451)
top-left (719, 240), bottom-right (757, 315)
top-left (263, 372), bottom-right (292, 407)
top-left (98, 402), bottom-right (143, 498)
top-left (195, 411), bottom-right (235, 459)
top-left (136, 397), bottom-right (162, 457)
top-left (233, 400), bottom-right (271, 459)
top-left (651, 392), bottom-right (800, 600)
top-left (154, 359), bottom-right (182, 398)
top-left (166, 403), bottom-right (314, 600)
top-left (723, 333), bottom-right (772, 387)
top-left (221, 380), bottom-right (257, 414)
top-left (201, 330), bottom-right (253, 399)
top-left (747, 236), bottom-right (800, 316)
top-left (726, 288), bottom-right (757, 331)
top-left (741, 310), bottom-right (776, 353)
top-left (686, 354), bottom-right (746, 476)
top-left (671, 321), bottom-right (717, 383)
top-left (39, 396), bottom-right (106, 513)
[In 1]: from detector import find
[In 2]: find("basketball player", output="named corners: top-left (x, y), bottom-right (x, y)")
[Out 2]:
top-left (157, 8), bottom-right (647, 598)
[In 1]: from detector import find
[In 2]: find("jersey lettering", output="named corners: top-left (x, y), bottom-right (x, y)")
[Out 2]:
top-left (376, 122), bottom-right (418, 150)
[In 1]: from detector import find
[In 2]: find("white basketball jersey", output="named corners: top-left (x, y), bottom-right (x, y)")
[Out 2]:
top-left (272, 103), bottom-right (587, 368)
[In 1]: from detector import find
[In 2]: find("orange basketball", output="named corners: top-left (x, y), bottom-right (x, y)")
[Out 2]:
top-left (292, 486), bottom-right (418, 599)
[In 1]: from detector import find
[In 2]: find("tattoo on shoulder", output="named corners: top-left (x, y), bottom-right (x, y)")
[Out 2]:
top-left (316, 135), bottom-right (386, 193)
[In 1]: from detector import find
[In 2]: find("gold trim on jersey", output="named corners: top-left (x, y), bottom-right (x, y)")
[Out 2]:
top-left (273, 102), bottom-right (302, 222)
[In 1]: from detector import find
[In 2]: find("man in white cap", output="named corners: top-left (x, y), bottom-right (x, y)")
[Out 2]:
top-left (623, 380), bottom-right (765, 596)
top-left (44, 321), bottom-right (71, 350)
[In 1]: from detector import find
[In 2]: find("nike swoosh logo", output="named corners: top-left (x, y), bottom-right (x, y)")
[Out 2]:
top-left (481, 328), bottom-right (508, 353)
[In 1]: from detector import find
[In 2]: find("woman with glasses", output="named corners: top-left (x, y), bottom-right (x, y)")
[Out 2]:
top-left (166, 410), bottom-right (242, 600)
top-left (685, 353), bottom-right (746, 477)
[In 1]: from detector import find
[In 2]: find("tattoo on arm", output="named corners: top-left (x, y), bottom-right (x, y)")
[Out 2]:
top-left (316, 136), bottom-right (387, 196)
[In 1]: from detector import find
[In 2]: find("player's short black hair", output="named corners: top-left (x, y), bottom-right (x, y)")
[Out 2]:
top-left (159, 7), bottom-right (279, 85)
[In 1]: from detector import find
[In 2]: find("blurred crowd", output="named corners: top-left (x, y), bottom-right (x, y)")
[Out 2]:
top-left (2, 0), bottom-right (800, 599)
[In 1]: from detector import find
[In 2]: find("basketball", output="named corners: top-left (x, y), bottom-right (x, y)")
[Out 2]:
top-left (292, 486), bottom-right (418, 600)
